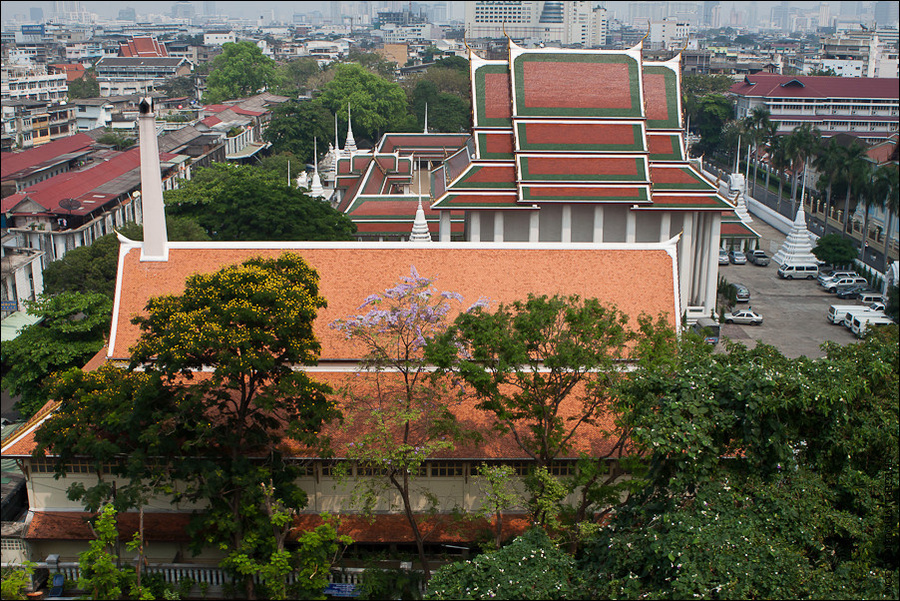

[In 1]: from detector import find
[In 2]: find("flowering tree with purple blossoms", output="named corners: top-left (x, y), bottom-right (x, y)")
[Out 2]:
top-left (331, 267), bottom-right (480, 577)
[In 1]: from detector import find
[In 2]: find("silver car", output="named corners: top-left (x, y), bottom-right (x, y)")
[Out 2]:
top-left (729, 249), bottom-right (747, 265)
top-left (724, 308), bottom-right (763, 325)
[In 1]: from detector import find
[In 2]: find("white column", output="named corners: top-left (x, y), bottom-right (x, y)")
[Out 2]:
top-left (470, 211), bottom-right (481, 242)
top-left (593, 205), bottom-right (604, 243)
top-left (440, 210), bottom-right (451, 242)
top-left (137, 98), bottom-right (168, 261)
top-left (680, 213), bottom-right (694, 306)
top-left (529, 209), bottom-right (539, 243)
top-left (705, 212), bottom-right (722, 314)
top-left (494, 210), bottom-right (504, 242)
top-left (626, 208), bottom-right (636, 243)
top-left (561, 204), bottom-right (572, 243)
top-left (660, 212), bottom-right (671, 242)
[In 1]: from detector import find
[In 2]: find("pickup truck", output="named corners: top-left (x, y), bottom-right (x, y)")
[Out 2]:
top-left (748, 250), bottom-right (770, 266)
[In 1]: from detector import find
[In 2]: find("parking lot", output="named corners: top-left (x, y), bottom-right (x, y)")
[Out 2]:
top-left (716, 219), bottom-right (860, 359)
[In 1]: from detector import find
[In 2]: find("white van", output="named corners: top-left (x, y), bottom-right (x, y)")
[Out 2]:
top-left (850, 314), bottom-right (894, 338)
top-left (858, 291), bottom-right (885, 305)
top-left (777, 263), bottom-right (818, 280)
top-left (841, 307), bottom-right (884, 329)
top-left (827, 304), bottom-right (869, 325)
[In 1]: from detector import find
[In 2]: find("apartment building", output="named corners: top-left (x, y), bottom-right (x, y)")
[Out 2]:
top-left (730, 74), bottom-right (900, 143)
top-left (0, 65), bottom-right (68, 103)
top-left (465, 1), bottom-right (608, 47)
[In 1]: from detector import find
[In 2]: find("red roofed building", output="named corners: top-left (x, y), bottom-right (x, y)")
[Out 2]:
top-left (118, 36), bottom-right (169, 58)
top-left (47, 63), bottom-right (87, 82)
top-left (729, 74), bottom-right (900, 143)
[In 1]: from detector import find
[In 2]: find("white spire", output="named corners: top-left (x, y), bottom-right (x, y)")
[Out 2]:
top-left (334, 112), bottom-right (340, 152)
top-left (137, 97), bottom-right (168, 261)
top-left (345, 104), bottom-right (357, 154)
top-left (410, 199), bottom-right (431, 242)
top-left (423, 103), bottom-right (429, 134)
top-left (772, 202), bottom-right (817, 266)
top-left (311, 137), bottom-right (324, 198)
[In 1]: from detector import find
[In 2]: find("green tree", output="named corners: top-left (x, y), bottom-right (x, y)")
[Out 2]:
top-left (318, 63), bottom-right (412, 142)
top-left (35, 254), bottom-right (341, 600)
top-left (159, 75), bottom-right (195, 99)
top-left (688, 94), bottom-right (734, 155)
top-left (785, 123), bottom-right (820, 215)
top-left (204, 41), bottom-right (277, 103)
top-left (583, 331), bottom-right (899, 599)
top-left (116, 215), bottom-right (211, 243)
top-left (743, 105), bottom-right (771, 197)
top-left (262, 100), bottom-right (334, 162)
top-left (428, 295), bottom-right (642, 529)
top-left (164, 162), bottom-right (356, 241)
top-left (426, 528), bottom-right (584, 600)
top-left (0, 562), bottom-right (34, 600)
top-left (473, 463), bottom-right (522, 549)
top-left (411, 79), bottom-right (471, 133)
top-left (330, 267), bottom-right (473, 577)
top-left (42, 233), bottom-right (120, 299)
top-left (347, 49), bottom-right (398, 80)
top-left (835, 141), bottom-right (870, 236)
top-left (814, 137), bottom-right (845, 235)
top-left (274, 57), bottom-right (321, 96)
top-left (1, 292), bottom-right (112, 418)
top-left (809, 66), bottom-right (838, 76)
top-left (812, 234), bottom-right (857, 271)
top-left (431, 55), bottom-right (469, 73)
top-left (874, 163), bottom-right (899, 270)
top-left (96, 131), bottom-right (135, 150)
top-left (68, 72), bottom-right (100, 99)
top-left (768, 133), bottom-right (791, 212)
top-left (78, 505), bottom-right (133, 600)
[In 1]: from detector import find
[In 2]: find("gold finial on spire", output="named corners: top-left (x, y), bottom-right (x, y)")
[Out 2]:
top-left (640, 22), bottom-right (651, 44)
top-left (503, 20), bottom-right (511, 43)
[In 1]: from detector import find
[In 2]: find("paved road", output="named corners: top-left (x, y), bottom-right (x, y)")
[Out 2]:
top-left (718, 217), bottom-right (860, 359)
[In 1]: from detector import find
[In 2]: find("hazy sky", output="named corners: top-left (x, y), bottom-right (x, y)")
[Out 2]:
top-left (1, 2), bottom-right (851, 23)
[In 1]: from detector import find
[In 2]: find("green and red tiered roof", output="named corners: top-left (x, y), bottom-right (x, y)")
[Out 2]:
top-left (434, 41), bottom-right (737, 220)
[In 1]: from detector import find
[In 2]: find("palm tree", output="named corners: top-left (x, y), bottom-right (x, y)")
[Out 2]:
top-left (785, 124), bottom-right (820, 216)
top-left (813, 138), bottom-right (843, 236)
top-left (835, 142), bottom-right (870, 237)
top-left (761, 121), bottom-right (778, 197)
top-left (743, 106), bottom-right (771, 197)
top-left (769, 134), bottom-right (791, 215)
top-left (855, 165), bottom-right (878, 262)
top-left (874, 163), bottom-right (900, 271)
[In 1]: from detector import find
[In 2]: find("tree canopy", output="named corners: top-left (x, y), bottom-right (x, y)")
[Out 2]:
top-left (262, 100), bottom-right (335, 162)
top-left (812, 232), bottom-right (858, 267)
top-left (2, 292), bottom-right (112, 418)
top-left (35, 253), bottom-right (342, 600)
top-left (204, 41), bottom-right (277, 103)
top-left (67, 72), bottom-right (99, 99)
top-left (318, 63), bottom-right (414, 142)
top-left (164, 162), bottom-right (356, 241)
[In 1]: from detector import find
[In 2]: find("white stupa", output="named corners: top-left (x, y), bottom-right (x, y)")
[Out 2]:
top-left (409, 198), bottom-right (431, 243)
top-left (772, 202), bottom-right (817, 266)
top-left (310, 137), bottom-right (324, 198)
top-left (344, 104), bottom-right (357, 155)
top-left (296, 170), bottom-right (309, 189)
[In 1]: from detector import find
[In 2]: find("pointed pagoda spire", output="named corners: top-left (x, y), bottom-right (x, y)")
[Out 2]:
top-left (423, 103), bottom-right (429, 134)
top-left (410, 198), bottom-right (432, 242)
top-left (345, 104), bottom-right (357, 154)
top-left (310, 137), bottom-right (324, 198)
top-left (772, 202), bottom-right (817, 266)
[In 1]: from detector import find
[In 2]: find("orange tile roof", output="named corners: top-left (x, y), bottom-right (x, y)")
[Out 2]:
top-left (109, 245), bottom-right (678, 362)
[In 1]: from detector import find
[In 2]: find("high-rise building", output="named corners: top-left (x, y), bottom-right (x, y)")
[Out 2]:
top-left (118, 7), bottom-right (136, 22)
top-left (465, 1), bottom-right (608, 47)
top-left (30, 7), bottom-right (44, 21)
top-left (172, 1), bottom-right (195, 20)
top-left (874, 1), bottom-right (900, 27)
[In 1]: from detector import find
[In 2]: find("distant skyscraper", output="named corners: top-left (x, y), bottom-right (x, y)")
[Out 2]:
top-left (703, 1), bottom-right (720, 27)
top-left (30, 7), bottom-right (44, 21)
top-left (874, 1), bottom-right (899, 26)
top-left (204, 1), bottom-right (216, 17)
top-left (172, 1), bottom-right (195, 19)
top-left (118, 7), bottom-right (136, 21)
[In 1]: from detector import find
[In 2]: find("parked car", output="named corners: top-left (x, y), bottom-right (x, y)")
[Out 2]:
top-left (825, 276), bottom-right (868, 293)
top-left (718, 248), bottom-right (730, 265)
top-left (729, 249), bottom-right (747, 264)
top-left (747, 250), bottom-right (770, 266)
top-left (818, 270), bottom-right (857, 287)
top-left (724, 308), bottom-right (763, 325)
top-left (834, 284), bottom-right (874, 300)
top-left (733, 283), bottom-right (750, 302)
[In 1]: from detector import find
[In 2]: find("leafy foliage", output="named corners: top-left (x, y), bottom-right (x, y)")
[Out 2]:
top-left (583, 330), bottom-right (899, 599)
top-left (0, 562), bottom-right (34, 600)
top-left (41, 233), bottom-right (120, 299)
top-left (164, 162), bottom-right (356, 241)
top-left (411, 79), bottom-right (470, 133)
top-left (318, 63), bottom-right (412, 142)
top-left (426, 528), bottom-right (583, 600)
top-left (68, 72), bottom-right (99, 99)
top-left (35, 254), bottom-right (341, 600)
top-left (330, 267), bottom-right (472, 575)
top-left (812, 233), bottom-right (858, 267)
top-left (2, 292), bottom-right (111, 418)
top-left (273, 57), bottom-right (321, 96)
top-left (204, 41), bottom-right (277, 103)
top-left (77, 505), bottom-right (133, 600)
top-left (159, 75), bottom-right (195, 99)
top-left (116, 216), bottom-right (211, 243)
top-left (96, 131), bottom-right (135, 150)
top-left (262, 100), bottom-right (335, 162)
